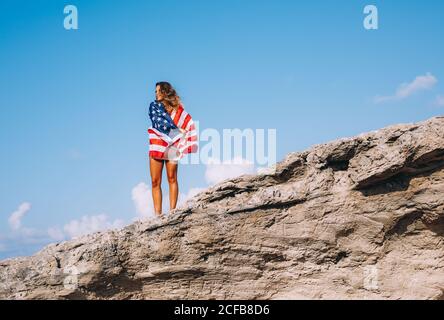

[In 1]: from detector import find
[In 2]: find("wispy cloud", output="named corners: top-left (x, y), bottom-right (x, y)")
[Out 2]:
top-left (131, 182), bottom-right (205, 219)
top-left (434, 95), bottom-right (444, 107)
top-left (8, 202), bottom-right (31, 231)
top-left (2, 202), bottom-right (127, 259)
top-left (47, 214), bottom-right (126, 240)
top-left (132, 182), bottom-right (157, 219)
top-left (2, 177), bottom-right (217, 260)
top-left (204, 157), bottom-right (255, 185)
top-left (47, 227), bottom-right (66, 241)
top-left (375, 73), bottom-right (438, 103)
top-left (130, 157), bottom-right (258, 219)
top-left (62, 214), bottom-right (125, 239)
top-left (180, 188), bottom-right (206, 202)
top-left (2, 203), bottom-right (57, 258)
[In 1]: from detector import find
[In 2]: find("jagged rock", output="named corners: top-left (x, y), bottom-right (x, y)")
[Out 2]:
top-left (1, 116), bottom-right (444, 300)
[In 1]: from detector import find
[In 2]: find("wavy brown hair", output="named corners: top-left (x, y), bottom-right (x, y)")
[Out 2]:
top-left (155, 81), bottom-right (182, 113)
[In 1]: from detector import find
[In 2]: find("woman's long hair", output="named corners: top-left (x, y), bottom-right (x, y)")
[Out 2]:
top-left (156, 81), bottom-right (182, 113)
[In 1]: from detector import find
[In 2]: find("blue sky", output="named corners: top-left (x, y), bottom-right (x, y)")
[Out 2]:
top-left (1, 0), bottom-right (443, 259)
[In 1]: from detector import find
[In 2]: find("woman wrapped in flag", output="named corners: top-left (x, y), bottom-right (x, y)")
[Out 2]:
top-left (147, 82), bottom-right (198, 216)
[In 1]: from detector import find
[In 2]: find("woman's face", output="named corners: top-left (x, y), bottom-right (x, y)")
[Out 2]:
top-left (155, 85), bottom-right (164, 101)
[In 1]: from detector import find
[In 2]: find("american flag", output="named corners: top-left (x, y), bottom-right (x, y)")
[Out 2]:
top-left (148, 101), bottom-right (198, 160)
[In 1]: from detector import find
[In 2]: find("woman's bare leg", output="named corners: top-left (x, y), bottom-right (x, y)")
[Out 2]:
top-left (166, 160), bottom-right (179, 211)
top-left (150, 157), bottom-right (164, 216)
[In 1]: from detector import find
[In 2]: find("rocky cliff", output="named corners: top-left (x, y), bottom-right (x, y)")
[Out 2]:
top-left (1, 116), bottom-right (444, 300)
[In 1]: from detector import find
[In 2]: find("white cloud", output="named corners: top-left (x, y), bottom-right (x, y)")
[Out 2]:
top-left (132, 182), bottom-right (206, 219)
top-left (3, 203), bottom-right (126, 259)
top-left (47, 227), bottom-right (66, 241)
top-left (62, 214), bottom-right (125, 239)
top-left (2, 177), bottom-right (212, 259)
top-left (5, 203), bottom-right (58, 249)
top-left (132, 182), bottom-right (157, 219)
top-left (6, 202), bottom-right (48, 244)
top-left (205, 157), bottom-right (255, 185)
top-left (183, 187), bottom-right (206, 200)
top-left (177, 187), bottom-right (206, 206)
top-left (256, 164), bottom-right (277, 175)
top-left (434, 95), bottom-right (444, 107)
top-left (8, 202), bottom-right (31, 231)
top-left (375, 73), bottom-right (437, 103)
top-left (7, 203), bottom-right (124, 242)
top-left (0, 226), bottom-right (57, 260)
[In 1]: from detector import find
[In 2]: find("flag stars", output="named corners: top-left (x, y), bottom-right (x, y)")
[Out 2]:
top-left (149, 101), bottom-right (178, 135)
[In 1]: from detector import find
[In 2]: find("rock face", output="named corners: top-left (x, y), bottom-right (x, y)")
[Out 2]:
top-left (1, 116), bottom-right (444, 300)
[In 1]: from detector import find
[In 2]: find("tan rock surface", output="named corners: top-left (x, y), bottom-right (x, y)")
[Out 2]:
top-left (1, 116), bottom-right (443, 300)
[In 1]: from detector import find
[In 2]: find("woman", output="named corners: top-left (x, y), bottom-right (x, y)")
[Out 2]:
top-left (148, 82), bottom-right (198, 216)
